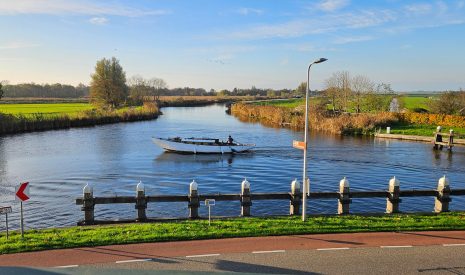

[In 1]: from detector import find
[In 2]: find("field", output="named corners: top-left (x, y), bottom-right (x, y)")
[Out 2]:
top-left (0, 103), bottom-right (93, 116)
top-left (401, 95), bottom-right (432, 111)
top-left (0, 102), bottom-right (159, 134)
top-left (1, 213), bottom-right (464, 255)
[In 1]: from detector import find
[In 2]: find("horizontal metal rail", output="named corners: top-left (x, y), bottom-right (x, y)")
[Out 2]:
top-left (76, 189), bottom-right (465, 205)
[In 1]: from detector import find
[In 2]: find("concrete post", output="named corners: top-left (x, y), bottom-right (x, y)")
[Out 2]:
top-left (82, 183), bottom-right (95, 225)
top-left (188, 180), bottom-right (200, 219)
top-left (448, 129), bottom-right (454, 150)
top-left (338, 177), bottom-right (351, 215)
top-left (386, 176), bottom-right (401, 214)
top-left (435, 175), bottom-right (451, 213)
top-left (290, 179), bottom-right (301, 215)
top-left (135, 181), bottom-right (147, 222)
top-left (241, 178), bottom-right (251, 217)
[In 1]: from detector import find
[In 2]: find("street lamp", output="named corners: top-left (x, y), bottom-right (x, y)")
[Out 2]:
top-left (302, 57), bottom-right (327, 222)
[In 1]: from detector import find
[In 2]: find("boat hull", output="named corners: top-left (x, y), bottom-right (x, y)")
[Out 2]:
top-left (152, 138), bottom-right (254, 154)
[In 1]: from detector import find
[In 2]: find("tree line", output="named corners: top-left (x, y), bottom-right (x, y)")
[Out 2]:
top-left (1, 82), bottom-right (89, 98)
top-left (315, 71), bottom-right (396, 114)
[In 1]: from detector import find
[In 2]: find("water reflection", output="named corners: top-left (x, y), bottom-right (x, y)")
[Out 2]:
top-left (0, 104), bottom-right (464, 229)
top-left (155, 152), bottom-right (237, 165)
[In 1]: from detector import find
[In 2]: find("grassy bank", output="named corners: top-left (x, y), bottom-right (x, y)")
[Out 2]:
top-left (1, 213), bottom-right (465, 255)
top-left (232, 100), bottom-right (465, 136)
top-left (0, 103), bottom-right (160, 135)
top-left (379, 124), bottom-right (465, 138)
top-left (231, 103), bottom-right (398, 135)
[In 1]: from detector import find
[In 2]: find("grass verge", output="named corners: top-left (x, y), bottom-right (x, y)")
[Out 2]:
top-left (380, 124), bottom-right (465, 138)
top-left (2, 213), bottom-right (465, 255)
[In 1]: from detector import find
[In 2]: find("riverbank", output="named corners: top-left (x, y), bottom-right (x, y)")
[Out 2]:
top-left (1, 213), bottom-right (465, 255)
top-left (231, 102), bottom-right (398, 135)
top-left (0, 104), bottom-right (160, 135)
top-left (231, 102), bottom-right (465, 136)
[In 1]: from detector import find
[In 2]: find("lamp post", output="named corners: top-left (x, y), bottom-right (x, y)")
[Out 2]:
top-left (302, 57), bottom-right (327, 222)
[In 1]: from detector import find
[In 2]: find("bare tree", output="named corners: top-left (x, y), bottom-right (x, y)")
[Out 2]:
top-left (128, 75), bottom-right (168, 105)
top-left (351, 75), bottom-right (374, 113)
top-left (324, 71), bottom-right (351, 112)
top-left (429, 90), bottom-right (465, 115)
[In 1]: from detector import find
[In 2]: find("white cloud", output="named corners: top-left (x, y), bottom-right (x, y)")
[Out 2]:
top-left (227, 9), bottom-right (395, 39)
top-left (404, 3), bottom-right (432, 15)
top-left (237, 8), bottom-right (263, 16)
top-left (0, 0), bottom-right (170, 17)
top-left (334, 35), bottom-right (373, 44)
top-left (0, 41), bottom-right (40, 50)
top-left (316, 0), bottom-right (350, 12)
top-left (89, 17), bottom-right (108, 25)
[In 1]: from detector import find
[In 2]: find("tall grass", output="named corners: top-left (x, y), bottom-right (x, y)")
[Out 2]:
top-left (0, 104), bottom-right (159, 135)
top-left (231, 103), bottom-right (398, 135)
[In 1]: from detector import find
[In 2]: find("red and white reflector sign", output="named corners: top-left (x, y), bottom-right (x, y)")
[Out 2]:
top-left (15, 182), bottom-right (30, 202)
top-left (293, 140), bottom-right (306, 150)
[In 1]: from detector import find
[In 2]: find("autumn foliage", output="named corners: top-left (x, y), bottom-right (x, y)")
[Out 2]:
top-left (231, 103), bottom-right (399, 135)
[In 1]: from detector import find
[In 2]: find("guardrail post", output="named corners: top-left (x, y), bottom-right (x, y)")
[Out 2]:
top-left (135, 181), bottom-right (147, 222)
top-left (290, 179), bottom-right (301, 215)
top-left (241, 178), bottom-right (251, 216)
top-left (386, 176), bottom-right (401, 214)
top-left (81, 183), bottom-right (95, 225)
top-left (338, 177), bottom-right (351, 215)
top-left (189, 180), bottom-right (200, 219)
top-left (435, 176), bottom-right (451, 213)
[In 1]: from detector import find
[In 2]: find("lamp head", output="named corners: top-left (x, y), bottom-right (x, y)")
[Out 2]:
top-left (314, 58), bottom-right (328, 64)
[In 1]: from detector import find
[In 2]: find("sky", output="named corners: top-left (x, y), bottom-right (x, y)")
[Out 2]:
top-left (0, 0), bottom-right (464, 92)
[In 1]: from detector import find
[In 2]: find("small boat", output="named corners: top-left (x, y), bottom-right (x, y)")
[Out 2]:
top-left (152, 137), bottom-right (255, 154)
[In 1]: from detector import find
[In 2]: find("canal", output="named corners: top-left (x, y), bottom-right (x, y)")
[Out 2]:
top-left (1, 104), bottom-right (464, 230)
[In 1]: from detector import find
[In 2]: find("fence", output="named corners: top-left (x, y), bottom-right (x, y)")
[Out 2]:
top-left (75, 176), bottom-right (465, 225)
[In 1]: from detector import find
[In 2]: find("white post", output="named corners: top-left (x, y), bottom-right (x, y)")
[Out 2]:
top-left (208, 204), bottom-right (211, 226)
top-left (20, 201), bottom-right (24, 238)
top-left (5, 213), bottom-right (8, 240)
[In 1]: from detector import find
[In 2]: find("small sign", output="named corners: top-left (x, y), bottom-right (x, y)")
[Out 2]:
top-left (293, 140), bottom-right (306, 150)
top-left (205, 199), bottom-right (215, 206)
top-left (0, 206), bottom-right (12, 214)
top-left (15, 182), bottom-right (30, 202)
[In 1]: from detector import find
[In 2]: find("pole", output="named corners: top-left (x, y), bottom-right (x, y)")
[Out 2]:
top-left (5, 213), bottom-right (8, 240)
top-left (208, 205), bottom-right (211, 226)
top-left (302, 63), bottom-right (313, 221)
top-left (20, 201), bottom-right (24, 239)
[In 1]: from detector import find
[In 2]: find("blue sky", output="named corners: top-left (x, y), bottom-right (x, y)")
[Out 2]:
top-left (0, 0), bottom-right (464, 91)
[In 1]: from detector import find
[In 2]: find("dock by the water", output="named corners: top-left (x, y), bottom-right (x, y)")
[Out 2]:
top-left (375, 133), bottom-right (465, 146)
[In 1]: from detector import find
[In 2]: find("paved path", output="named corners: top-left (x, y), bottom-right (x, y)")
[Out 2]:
top-left (1, 231), bottom-right (465, 268)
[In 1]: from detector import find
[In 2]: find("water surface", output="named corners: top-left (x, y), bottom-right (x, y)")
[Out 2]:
top-left (1, 104), bottom-right (464, 230)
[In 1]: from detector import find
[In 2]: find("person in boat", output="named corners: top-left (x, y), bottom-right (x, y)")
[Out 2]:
top-left (227, 135), bottom-right (234, 145)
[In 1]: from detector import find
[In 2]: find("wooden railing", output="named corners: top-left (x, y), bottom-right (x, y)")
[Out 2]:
top-left (75, 177), bottom-right (464, 225)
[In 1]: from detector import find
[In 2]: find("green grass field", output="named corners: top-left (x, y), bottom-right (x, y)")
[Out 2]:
top-left (0, 103), bottom-right (93, 115)
top-left (383, 124), bottom-right (465, 138)
top-left (401, 95), bottom-right (432, 111)
top-left (1, 213), bottom-right (465, 255)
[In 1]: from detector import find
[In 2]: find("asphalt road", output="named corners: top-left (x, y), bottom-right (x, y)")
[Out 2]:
top-left (1, 231), bottom-right (465, 274)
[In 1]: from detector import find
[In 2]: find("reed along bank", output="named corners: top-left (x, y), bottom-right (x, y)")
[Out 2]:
top-left (0, 103), bottom-right (160, 135)
top-left (231, 103), bottom-right (465, 135)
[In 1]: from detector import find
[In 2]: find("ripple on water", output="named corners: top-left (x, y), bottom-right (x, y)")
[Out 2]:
top-left (1, 104), bottom-right (465, 229)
